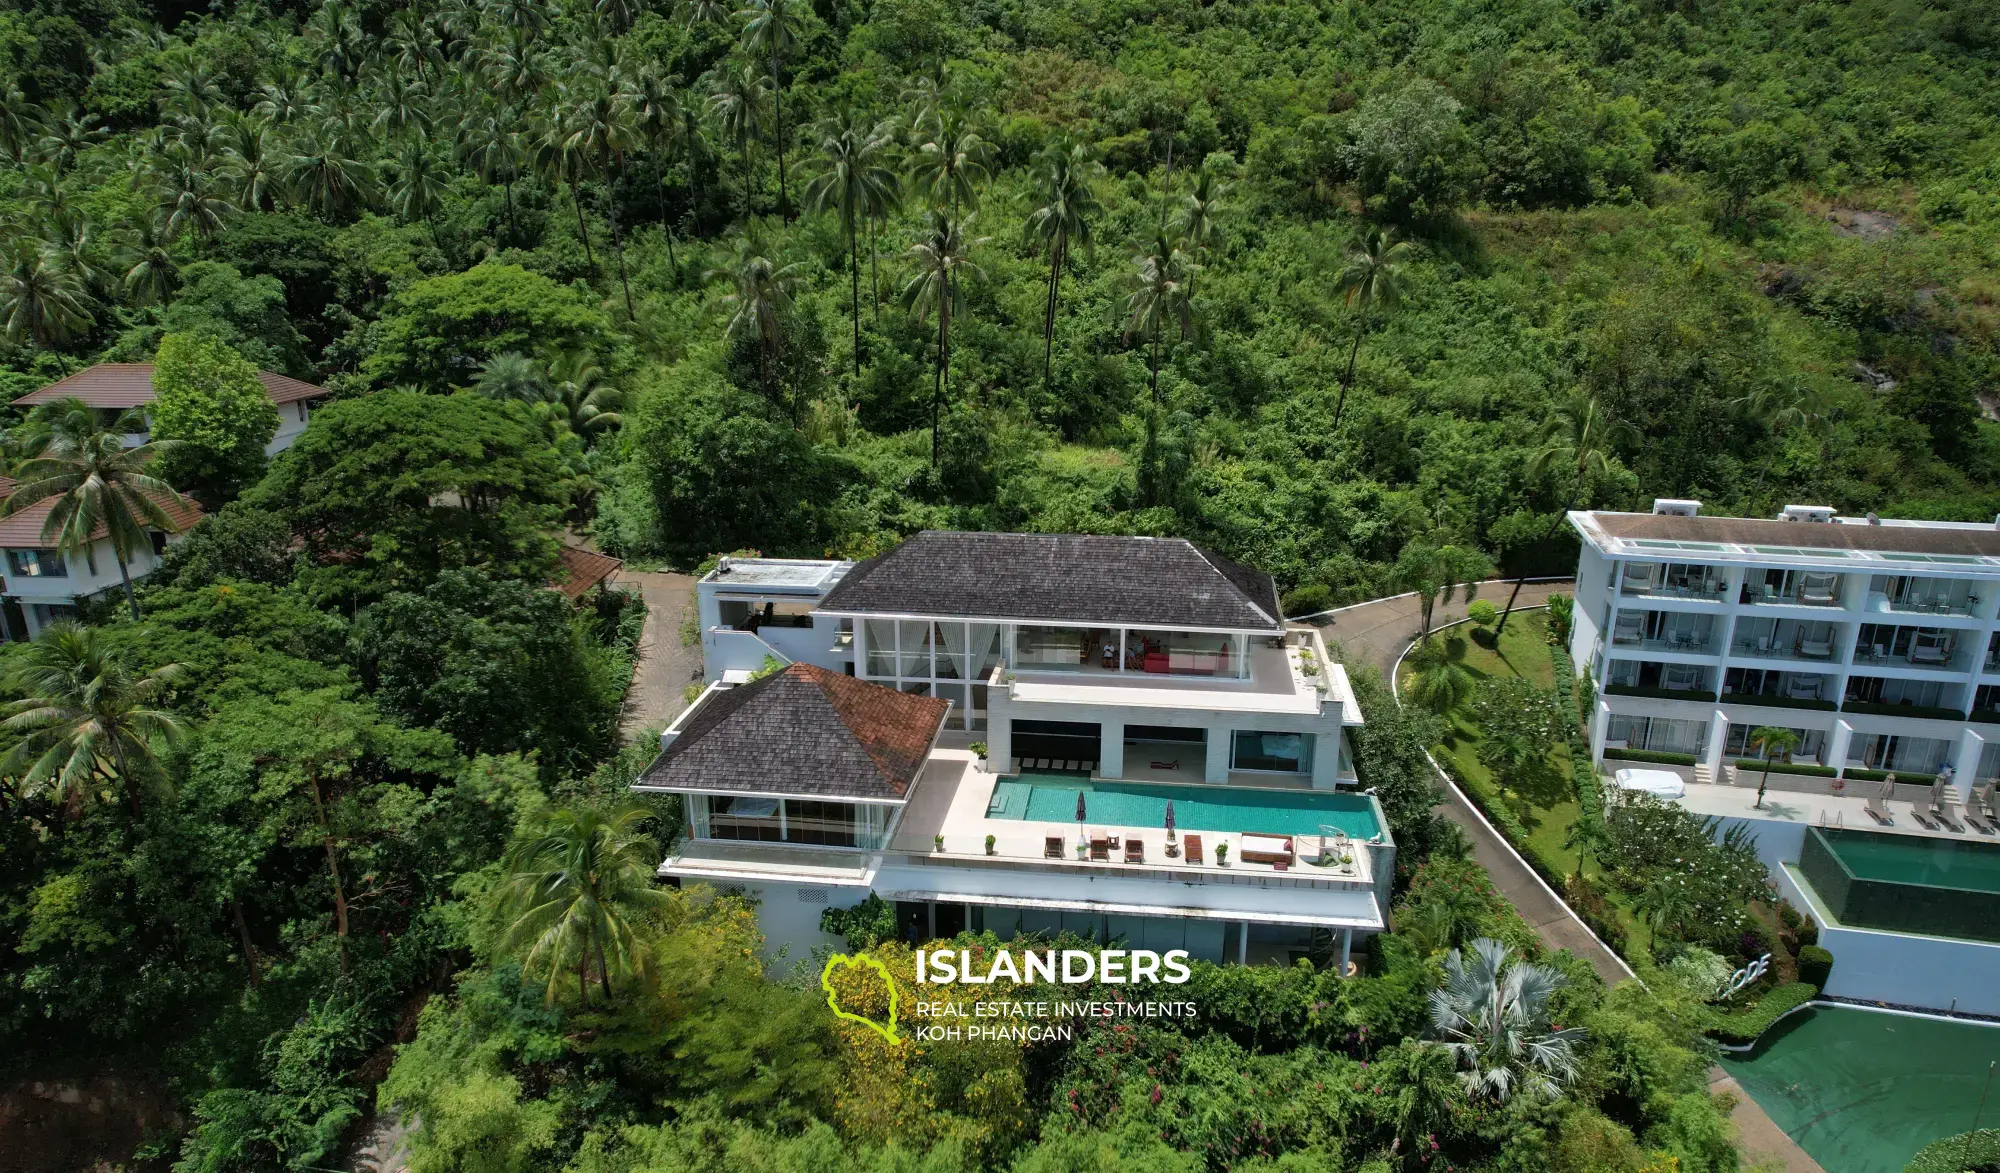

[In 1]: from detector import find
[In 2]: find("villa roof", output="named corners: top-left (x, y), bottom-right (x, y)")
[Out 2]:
top-left (15, 362), bottom-right (328, 409)
top-left (1586, 512), bottom-right (2000, 558)
top-left (816, 530), bottom-right (1283, 631)
top-left (550, 545), bottom-right (621, 600)
top-left (637, 663), bottom-right (949, 803)
top-left (0, 486), bottom-right (202, 548)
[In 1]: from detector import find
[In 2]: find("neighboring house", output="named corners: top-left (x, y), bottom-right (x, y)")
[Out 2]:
top-left (0, 474), bottom-right (203, 638)
top-left (549, 545), bottom-right (623, 602)
top-left (14, 362), bottom-right (330, 456)
top-left (1570, 499), bottom-right (2000, 783)
top-left (638, 531), bottom-right (1387, 966)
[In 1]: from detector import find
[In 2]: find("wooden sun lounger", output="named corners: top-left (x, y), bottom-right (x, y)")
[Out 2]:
top-left (1125, 838), bottom-right (1144, 863)
top-left (1045, 836), bottom-right (1065, 858)
top-left (1183, 834), bottom-right (1203, 865)
top-left (1089, 837), bottom-right (1110, 862)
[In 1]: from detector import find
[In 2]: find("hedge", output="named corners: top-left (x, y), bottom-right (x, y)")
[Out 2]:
top-left (1905, 1129), bottom-right (2000, 1173)
top-left (1731, 758), bottom-right (1840, 778)
top-left (1717, 692), bottom-right (1838, 712)
top-left (1796, 945), bottom-right (1833, 987)
top-left (1839, 768), bottom-right (1943, 784)
top-left (1842, 700), bottom-right (1968, 721)
top-left (1604, 684), bottom-right (1720, 701)
top-left (1603, 747), bottom-right (1698, 766)
top-left (1703, 982), bottom-right (1818, 1046)
top-left (1548, 643), bottom-right (1602, 835)
top-left (1432, 755), bottom-right (1571, 892)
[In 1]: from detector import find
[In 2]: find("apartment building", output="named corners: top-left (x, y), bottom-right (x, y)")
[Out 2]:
top-left (639, 531), bottom-right (1388, 966)
top-left (15, 362), bottom-right (329, 456)
top-left (1569, 500), bottom-right (2000, 787)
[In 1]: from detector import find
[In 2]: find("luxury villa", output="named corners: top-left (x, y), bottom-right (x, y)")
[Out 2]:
top-left (634, 531), bottom-right (1391, 967)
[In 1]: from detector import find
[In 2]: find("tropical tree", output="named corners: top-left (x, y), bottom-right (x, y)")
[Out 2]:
top-left (804, 112), bottom-right (899, 377)
top-left (112, 220), bottom-right (179, 307)
top-left (147, 142), bottom-right (238, 243)
top-left (545, 350), bottom-right (627, 437)
top-left (1501, 389), bottom-right (1636, 632)
top-left (283, 127), bottom-right (377, 220)
top-left (632, 69), bottom-right (688, 277)
top-left (564, 78), bottom-right (643, 315)
top-left (389, 140), bottom-right (449, 247)
top-left (1380, 1041), bottom-right (1465, 1168)
top-left (1405, 637), bottom-right (1476, 716)
top-left (708, 225), bottom-right (804, 416)
top-left (1632, 873), bottom-right (1691, 945)
top-left (1393, 539), bottom-right (1492, 644)
top-left (475, 352), bottom-right (548, 403)
top-left (494, 803), bottom-right (676, 1008)
top-left (0, 244), bottom-right (92, 370)
top-left (3, 397), bottom-right (193, 620)
top-left (906, 112), bottom-right (988, 217)
top-left (1173, 157), bottom-right (1229, 298)
top-left (1747, 725), bottom-right (1802, 810)
top-left (1022, 138), bottom-right (1103, 386)
top-left (0, 622), bottom-right (184, 819)
top-left (900, 212), bottom-right (986, 466)
top-left (706, 63), bottom-right (769, 215)
top-left (1428, 937), bottom-right (1586, 1102)
top-left (1330, 224), bottom-right (1413, 430)
top-left (1732, 382), bottom-right (1830, 496)
top-left (1123, 230), bottom-right (1194, 407)
top-left (737, 0), bottom-right (802, 219)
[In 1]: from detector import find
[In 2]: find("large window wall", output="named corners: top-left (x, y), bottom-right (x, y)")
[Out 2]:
top-left (690, 794), bottom-right (892, 850)
top-left (858, 618), bottom-right (1003, 729)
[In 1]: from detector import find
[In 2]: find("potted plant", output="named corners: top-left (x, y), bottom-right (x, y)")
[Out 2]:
top-left (933, 834), bottom-right (944, 852)
top-left (970, 740), bottom-right (988, 761)
top-left (1076, 841), bottom-right (1088, 859)
top-left (984, 833), bottom-right (996, 856)
top-left (1215, 841), bottom-right (1229, 866)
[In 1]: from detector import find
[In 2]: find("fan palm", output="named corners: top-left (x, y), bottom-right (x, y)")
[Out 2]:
top-left (0, 622), bottom-right (184, 819)
top-left (0, 245), bottom-right (93, 372)
top-left (1330, 224), bottom-right (1414, 430)
top-left (475, 352), bottom-right (548, 402)
top-left (737, 0), bottom-right (802, 219)
top-left (804, 111), bottom-right (899, 377)
top-left (708, 225), bottom-right (803, 415)
top-left (1428, 937), bottom-right (1585, 1103)
top-left (1123, 230), bottom-right (1194, 407)
top-left (901, 212), bottom-right (987, 467)
top-left (1022, 138), bottom-right (1103, 386)
top-left (4, 397), bottom-right (193, 620)
top-left (494, 803), bottom-right (675, 1008)
top-left (1747, 725), bottom-right (1802, 810)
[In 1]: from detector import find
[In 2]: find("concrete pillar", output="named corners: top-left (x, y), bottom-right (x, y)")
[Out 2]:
top-left (1589, 698), bottom-right (1610, 762)
top-left (1205, 728), bottom-right (1232, 784)
top-left (1310, 730), bottom-right (1340, 790)
top-left (1951, 727), bottom-right (1985, 796)
top-left (1237, 921), bottom-right (1249, 965)
top-left (1827, 720), bottom-right (1855, 775)
top-left (1098, 718), bottom-right (1125, 780)
top-left (988, 716), bottom-right (1012, 773)
top-left (1339, 928), bottom-right (1352, 975)
top-left (1703, 718), bottom-right (1729, 779)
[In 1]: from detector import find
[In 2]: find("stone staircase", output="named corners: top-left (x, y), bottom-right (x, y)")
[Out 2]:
top-left (1692, 762), bottom-right (1719, 787)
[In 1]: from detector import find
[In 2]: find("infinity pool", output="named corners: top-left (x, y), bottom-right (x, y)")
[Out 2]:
top-left (1816, 827), bottom-right (2000, 891)
top-left (987, 774), bottom-right (1381, 839)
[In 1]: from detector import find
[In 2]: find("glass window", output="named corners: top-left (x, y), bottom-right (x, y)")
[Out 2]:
top-left (784, 800), bottom-right (858, 847)
top-left (6, 549), bottom-right (67, 578)
top-left (1015, 625), bottom-right (1089, 670)
top-left (1125, 629), bottom-right (1241, 677)
top-left (706, 794), bottom-right (781, 842)
top-left (1232, 730), bottom-right (1314, 773)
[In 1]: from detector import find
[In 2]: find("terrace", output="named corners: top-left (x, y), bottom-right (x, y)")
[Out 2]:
top-left (1852, 623), bottom-right (1973, 673)
top-left (997, 627), bottom-right (1344, 717)
top-left (1619, 560), bottom-right (1730, 601)
top-left (1728, 616), bottom-right (1845, 664)
top-left (1739, 567), bottom-right (1846, 607)
top-left (1868, 574), bottom-right (1984, 618)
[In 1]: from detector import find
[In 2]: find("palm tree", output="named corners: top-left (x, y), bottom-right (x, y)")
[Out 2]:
top-left (217, 116), bottom-right (283, 212)
top-left (283, 127), bottom-right (376, 220)
top-left (1405, 637), bottom-right (1475, 716)
top-left (148, 143), bottom-right (238, 243)
top-left (1330, 224), bottom-right (1413, 430)
top-left (1747, 725), bottom-right (1802, 810)
top-left (36, 105), bottom-right (105, 175)
top-left (1502, 389), bottom-right (1635, 634)
top-left (0, 85), bottom-right (45, 162)
top-left (564, 79), bottom-right (643, 315)
top-left (1428, 937), bottom-right (1586, 1103)
top-left (112, 220), bottom-right (179, 308)
top-left (1173, 157), bottom-right (1229, 298)
top-left (1731, 382), bottom-right (1828, 497)
top-left (545, 350), bottom-right (627, 437)
top-left (475, 352), bottom-right (548, 402)
top-left (458, 111), bottom-right (524, 236)
top-left (0, 621), bottom-right (184, 819)
top-left (708, 225), bottom-right (803, 416)
top-left (632, 69), bottom-right (687, 278)
top-left (4, 397), bottom-right (193, 620)
top-left (0, 245), bottom-right (92, 372)
top-left (706, 64), bottom-right (769, 215)
top-left (1394, 540), bottom-right (1492, 644)
top-left (907, 112), bottom-right (988, 217)
top-left (1632, 873), bottom-right (1690, 946)
top-left (494, 803), bottom-right (675, 1008)
top-left (737, 0), bottom-right (802, 220)
top-left (1123, 231), bottom-right (1195, 407)
top-left (1381, 1041), bottom-right (1462, 1169)
top-left (389, 140), bottom-right (449, 247)
top-left (901, 212), bottom-right (986, 467)
top-left (804, 112), bottom-right (899, 379)
top-left (529, 103), bottom-right (598, 274)
top-left (1022, 138), bottom-right (1103, 387)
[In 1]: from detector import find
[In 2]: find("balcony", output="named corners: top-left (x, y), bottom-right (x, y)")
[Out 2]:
top-left (1609, 611), bottom-right (1717, 655)
top-left (1868, 576), bottom-right (1982, 618)
top-left (1740, 570), bottom-right (1844, 608)
top-left (1720, 669), bottom-right (1839, 711)
top-left (1852, 625), bottom-right (1973, 674)
top-left (1604, 660), bottom-right (1718, 701)
top-left (1729, 618), bottom-right (1843, 665)
top-left (997, 629), bottom-right (1340, 717)
top-left (1620, 562), bottom-right (1728, 602)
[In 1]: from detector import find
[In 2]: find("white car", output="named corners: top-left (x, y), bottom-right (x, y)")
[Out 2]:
top-left (1612, 767), bottom-right (1686, 800)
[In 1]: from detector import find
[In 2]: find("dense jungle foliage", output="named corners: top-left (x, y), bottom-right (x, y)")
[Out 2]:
top-left (0, 0), bottom-right (1993, 1168)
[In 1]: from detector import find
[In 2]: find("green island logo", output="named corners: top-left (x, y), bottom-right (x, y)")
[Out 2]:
top-left (820, 952), bottom-right (902, 1044)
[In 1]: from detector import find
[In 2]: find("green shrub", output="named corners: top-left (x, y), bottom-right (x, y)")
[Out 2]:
top-left (820, 891), bottom-right (899, 950)
top-left (1796, 945), bottom-right (1833, 988)
top-left (1282, 582), bottom-right (1335, 617)
top-left (1602, 747), bottom-right (1699, 766)
top-left (1702, 981), bottom-right (1818, 1045)
top-left (1731, 758), bottom-right (1839, 777)
top-left (1905, 1129), bottom-right (2000, 1173)
top-left (1467, 599), bottom-right (1498, 628)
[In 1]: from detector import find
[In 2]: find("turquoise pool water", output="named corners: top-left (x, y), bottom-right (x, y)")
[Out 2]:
top-left (1720, 1006), bottom-right (2000, 1173)
top-left (1819, 827), bottom-right (2000, 892)
top-left (987, 774), bottom-right (1381, 839)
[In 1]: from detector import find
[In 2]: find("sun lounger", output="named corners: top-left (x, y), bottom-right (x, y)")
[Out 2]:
top-left (1910, 778), bottom-right (1944, 829)
top-left (1089, 837), bottom-right (1110, 862)
top-left (1239, 833), bottom-right (1295, 865)
top-left (1125, 839), bottom-right (1144, 863)
top-left (1864, 779), bottom-right (1895, 825)
top-left (1985, 782), bottom-right (2000, 825)
top-left (1183, 834), bottom-right (1203, 865)
top-left (1045, 836), bottom-right (1065, 858)
top-left (1962, 785), bottom-right (1994, 834)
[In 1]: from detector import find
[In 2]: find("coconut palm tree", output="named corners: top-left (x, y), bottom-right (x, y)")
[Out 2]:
top-left (1394, 540), bottom-right (1492, 644)
top-left (564, 78), bottom-right (643, 315)
top-left (1173, 157), bottom-right (1229, 298)
top-left (3, 397), bottom-right (193, 621)
top-left (0, 245), bottom-right (93, 372)
top-left (708, 225), bottom-right (803, 416)
top-left (389, 140), bottom-right (449, 247)
top-left (529, 101), bottom-right (598, 273)
top-left (1428, 937), bottom-right (1586, 1103)
top-left (545, 350), bottom-right (627, 437)
top-left (737, 0), bottom-right (801, 220)
top-left (148, 142), bottom-right (238, 243)
top-left (1747, 725), bottom-right (1802, 810)
top-left (1731, 382), bottom-right (1829, 497)
top-left (901, 212), bottom-right (986, 467)
top-left (458, 110), bottom-right (525, 236)
top-left (112, 220), bottom-right (179, 308)
top-left (1500, 389), bottom-right (1635, 634)
top-left (804, 111), bottom-right (899, 378)
top-left (0, 621), bottom-right (184, 820)
top-left (1123, 230), bottom-right (1194, 407)
top-left (632, 69), bottom-right (687, 278)
top-left (494, 803), bottom-right (675, 1008)
top-left (283, 126), bottom-right (377, 220)
top-left (706, 63), bottom-right (769, 215)
top-left (36, 105), bottom-right (105, 175)
top-left (1022, 138), bottom-right (1103, 387)
top-left (216, 115), bottom-right (283, 212)
top-left (907, 112), bottom-right (988, 217)
top-left (0, 85), bottom-right (45, 163)
top-left (1330, 224), bottom-right (1413, 430)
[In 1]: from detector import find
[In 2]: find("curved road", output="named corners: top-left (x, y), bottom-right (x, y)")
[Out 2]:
top-left (1305, 580), bottom-right (1822, 1173)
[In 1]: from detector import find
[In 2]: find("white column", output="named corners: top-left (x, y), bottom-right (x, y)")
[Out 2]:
top-left (1237, 922), bottom-right (1249, 965)
top-left (1703, 719), bottom-right (1729, 780)
top-left (1827, 720), bottom-right (1855, 774)
top-left (1951, 727), bottom-right (1984, 797)
top-left (1339, 928), bottom-right (1352, 975)
top-left (1589, 698), bottom-right (1610, 762)
top-left (988, 715), bottom-right (1012, 773)
top-left (1309, 730), bottom-right (1340, 790)
top-left (1205, 729), bottom-right (1232, 783)
top-left (1098, 719), bottom-right (1125, 780)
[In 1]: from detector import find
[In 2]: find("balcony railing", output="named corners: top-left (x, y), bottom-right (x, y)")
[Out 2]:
top-left (1875, 591), bottom-right (1979, 617)
top-left (1851, 644), bottom-right (1973, 673)
top-left (1729, 637), bottom-right (1839, 663)
top-left (1613, 633), bottom-right (1716, 654)
top-left (1740, 584), bottom-right (1844, 607)
top-left (1623, 578), bottom-right (1729, 601)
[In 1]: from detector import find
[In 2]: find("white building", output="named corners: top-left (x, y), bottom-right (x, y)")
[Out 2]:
top-left (14, 361), bottom-right (330, 456)
top-left (640, 532), bottom-right (1388, 966)
top-left (0, 474), bottom-right (202, 636)
top-left (1568, 500), bottom-right (2000, 788)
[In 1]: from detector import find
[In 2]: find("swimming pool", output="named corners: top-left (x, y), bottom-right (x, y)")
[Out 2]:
top-left (1801, 827), bottom-right (2000, 942)
top-left (1813, 827), bottom-right (2000, 891)
top-left (1720, 1005), bottom-right (2000, 1173)
top-left (986, 774), bottom-right (1381, 839)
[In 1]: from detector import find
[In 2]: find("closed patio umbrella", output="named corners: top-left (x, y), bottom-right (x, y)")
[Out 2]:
top-left (1165, 799), bottom-right (1178, 856)
top-left (1076, 791), bottom-right (1087, 846)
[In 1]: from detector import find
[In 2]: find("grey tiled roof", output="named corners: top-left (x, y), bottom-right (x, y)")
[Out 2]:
top-left (637, 663), bottom-right (949, 802)
top-left (1592, 512), bottom-right (2000, 557)
top-left (816, 531), bottom-right (1283, 631)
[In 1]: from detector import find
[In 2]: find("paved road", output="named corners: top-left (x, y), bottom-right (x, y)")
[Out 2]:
top-left (1310, 580), bottom-right (1823, 1173)
top-left (616, 569), bottom-right (702, 741)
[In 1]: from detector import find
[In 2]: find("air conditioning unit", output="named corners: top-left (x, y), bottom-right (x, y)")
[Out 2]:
top-left (1779, 505), bottom-right (1835, 523)
top-left (1652, 498), bottom-right (1701, 517)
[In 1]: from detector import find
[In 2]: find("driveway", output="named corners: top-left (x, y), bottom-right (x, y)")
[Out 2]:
top-left (616, 569), bottom-right (703, 742)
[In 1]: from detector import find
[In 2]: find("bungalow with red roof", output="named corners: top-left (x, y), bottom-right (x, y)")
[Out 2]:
top-left (0, 473), bottom-right (204, 638)
top-left (14, 362), bottom-right (331, 456)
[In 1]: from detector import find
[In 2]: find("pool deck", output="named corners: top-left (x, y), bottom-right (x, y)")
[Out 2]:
top-left (1673, 781), bottom-right (2000, 843)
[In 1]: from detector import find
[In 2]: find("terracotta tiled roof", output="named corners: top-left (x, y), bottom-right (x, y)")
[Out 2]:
top-left (551, 544), bottom-right (622, 600)
top-left (637, 663), bottom-right (950, 802)
top-left (13, 363), bottom-right (328, 409)
top-left (0, 488), bottom-right (203, 548)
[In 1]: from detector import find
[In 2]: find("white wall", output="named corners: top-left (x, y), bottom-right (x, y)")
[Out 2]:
top-left (1773, 865), bottom-right (2000, 1015)
top-left (731, 880), bottom-right (868, 962)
